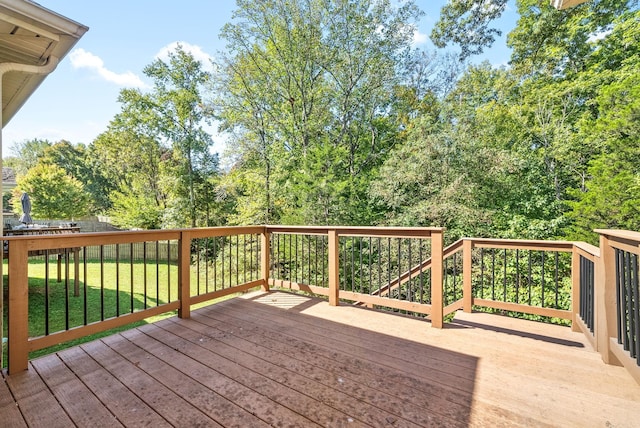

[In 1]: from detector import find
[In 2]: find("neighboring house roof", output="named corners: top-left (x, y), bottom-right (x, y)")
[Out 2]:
top-left (0, 0), bottom-right (88, 127)
top-left (2, 166), bottom-right (16, 183)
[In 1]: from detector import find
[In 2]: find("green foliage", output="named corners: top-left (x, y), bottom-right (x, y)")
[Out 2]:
top-left (144, 46), bottom-right (217, 227)
top-left (40, 141), bottom-right (112, 214)
top-left (508, 0), bottom-right (634, 77)
top-left (91, 46), bottom-right (219, 229)
top-left (216, 0), bottom-right (428, 225)
top-left (7, 139), bottom-right (52, 177)
top-left (13, 163), bottom-right (90, 219)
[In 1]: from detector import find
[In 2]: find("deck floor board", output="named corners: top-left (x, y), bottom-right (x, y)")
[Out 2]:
top-left (3, 290), bottom-right (640, 427)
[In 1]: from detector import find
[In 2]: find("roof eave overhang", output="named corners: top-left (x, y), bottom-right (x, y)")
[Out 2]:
top-left (0, 0), bottom-right (88, 127)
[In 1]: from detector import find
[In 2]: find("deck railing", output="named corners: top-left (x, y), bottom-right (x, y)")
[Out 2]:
top-left (267, 226), bottom-right (444, 323)
top-left (1, 225), bottom-right (639, 383)
top-left (596, 230), bottom-right (640, 384)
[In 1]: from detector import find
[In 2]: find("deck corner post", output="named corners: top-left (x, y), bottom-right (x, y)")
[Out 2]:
top-left (570, 246), bottom-right (581, 333)
top-left (8, 239), bottom-right (30, 374)
top-left (178, 230), bottom-right (191, 319)
top-left (261, 228), bottom-right (270, 292)
top-left (431, 229), bottom-right (444, 328)
top-left (328, 229), bottom-right (339, 306)
top-left (595, 233), bottom-right (620, 365)
top-left (462, 239), bottom-right (473, 312)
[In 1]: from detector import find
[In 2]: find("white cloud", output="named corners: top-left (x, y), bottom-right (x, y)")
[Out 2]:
top-left (69, 48), bottom-right (147, 88)
top-left (155, 41), bottom-right (216, 72)
top-left (412, 29), bottom-right (428, 46)
top-left (587, 29), bottom-right (612, 44)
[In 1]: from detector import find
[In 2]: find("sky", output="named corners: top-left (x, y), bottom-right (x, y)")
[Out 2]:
top-left (3, 0), bottom-right (519, 158)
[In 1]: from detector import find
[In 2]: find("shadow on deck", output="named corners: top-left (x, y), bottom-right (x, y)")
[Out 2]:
top-left (2, 290), bottom-right (640, 427)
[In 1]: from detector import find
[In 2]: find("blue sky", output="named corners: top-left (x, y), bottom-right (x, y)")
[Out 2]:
top-left (3, 0), bottom-right (518, 157)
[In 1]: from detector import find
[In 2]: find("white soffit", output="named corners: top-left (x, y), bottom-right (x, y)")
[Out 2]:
top-left (0, 0), bottom-right (88, 127)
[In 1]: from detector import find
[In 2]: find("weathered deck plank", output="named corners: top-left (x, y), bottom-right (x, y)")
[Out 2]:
top-left (3, 290), bottom-right (640, 427)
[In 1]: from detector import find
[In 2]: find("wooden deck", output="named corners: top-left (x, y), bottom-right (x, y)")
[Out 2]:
top-left (2, 290), bottom-right (640, 427)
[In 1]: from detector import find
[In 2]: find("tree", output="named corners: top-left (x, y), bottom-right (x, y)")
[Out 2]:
top-left (566, 28), bottom-right (640, 242)
top-left (216, 0), bottom-right (424, 225)
top-left (92, 46), bottom-right (219, 229)
top-left (12, 163), bottom-right (89, 219)
top-left (39, 141), bottom-right (112, 214)
top-left (92, 91), bottom-right (167, 229)
top-left (6, 139), bottom-right (52, 177)
top-left (144, 45), bottom-right (217, 227)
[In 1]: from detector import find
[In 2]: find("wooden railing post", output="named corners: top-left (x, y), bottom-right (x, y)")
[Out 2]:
top-left (8, 239), bottom-right (30, 374)
top-left (571, 246), bottom-right (581, 333)
top-left (431, 229), bottom-right (444, 328)
top-left (462, 239), bottom-right (473, 312)
top-left (595, 233), bottom-right (621, 365)
top-left (261, 228), bottom-right (270, 292)
top-left (178, 230), bottom-right (191, 319)
top-left (328, 229), bottom-right (339, 306)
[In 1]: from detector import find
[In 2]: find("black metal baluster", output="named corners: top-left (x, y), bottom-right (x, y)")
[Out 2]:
top-left (369, 237), bottom-right (373, 296)
top-left (541, 251), bottom-right (546, 307)
top-left (555, 252), bottom-right (559, 308)
top-left (387, 238), bottom-right (391, 298)
top-left (315, 235), bottom-right (319, 287)
top-left (359, 237), bottom-right (363, 294)
top-left (503, 249), bottom-right (507, 302)
top-left (589, 258), bottom-right (595, 332)
top-left (480, 248), bottom-right (485, 299)
top-left (377, 238), bottom-right (382, 296)
top-left (243, 235), bottom-right (247, 284)
top-left (101, 245), bottom-right (105, 320)
top-left (453, 252), bottom-right (458, 302)
top-left (444, 257), bottom-right (450, 305)
top-left (84, 247), bottom-right (89, 323)
top-left (167, 240), bottom-right (172, 301)
top-left (396, 238), bottom-right (401, 300)
top-left (196, 238), bottom-right (200, 296)
top-left (419, 241), bottom-right (424, 303)
top-left (130, 243), bottom-right (134, 313)
top-left (408, 240), bottom-right (413, 302)
top-left (236, 235), bottom-right (240, 286)
top-left (249, 235), bottom-right (253, 282)
top-left (491, 249), bottom-right (496, 300)
top-left (143, 242), bottom-right (147, 310)
top-left (229, 235), bottom-right (233, 288)
top-left (632, 253), bottom-right (640, 363)
top-left (205, 238), bottom-right (209, 294)
top-left (116, 244), bottom-right (120, 316)
top-left (45, 250), bottom-right (50, 335)
top-left (256, 234), bottom-right (260, 282)
top-left (302, 235), bottom-right (306, 285)
top-left (289, 234), bottom-right (292, 284)
top-left (65, 249), bottom-right (70, 330)
top-left (308, 235), bottom-right (312, 286)
top-left (213, 237), bottom-right (218, 291)
top-left (624, 251), bottom-right (634, 351)
top-left (156, 241), bottom-right (160, 305)
top-left (221, 237), bottom-right (225, 290)
top-left (515, 249), bottom-right (520, 304)
top-left (351, 237), bottom-right (356, 292)
top-left (322, 235), bottom-right (327, 288)
top-left (528, 250), bottom-right (532, 305)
